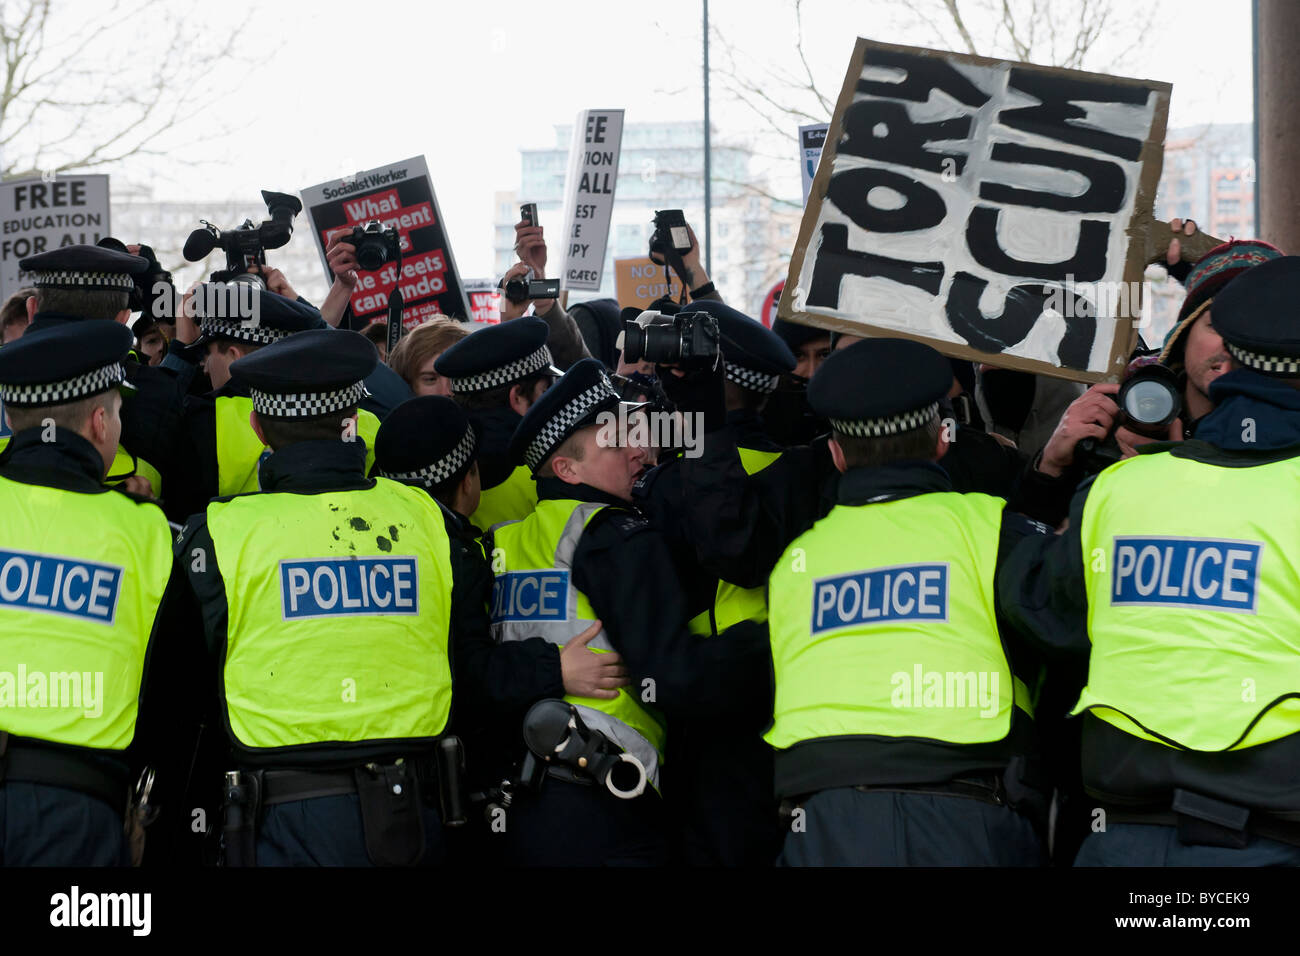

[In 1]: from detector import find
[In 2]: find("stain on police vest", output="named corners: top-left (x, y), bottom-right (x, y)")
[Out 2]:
top-left (280, 556), bottom-right (418, 619)
top-left (811, 563), bottom-right (949, 634)
top-left (0, 549), bottom-right (122, 624)
top-left (1111, 537), bottom-right (1262, 612)
top-left (491, 570), bottom-right (570, 623)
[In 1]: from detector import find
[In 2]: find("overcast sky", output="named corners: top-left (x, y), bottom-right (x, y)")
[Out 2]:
top-left (26, 0), bottom-right (1256, 276)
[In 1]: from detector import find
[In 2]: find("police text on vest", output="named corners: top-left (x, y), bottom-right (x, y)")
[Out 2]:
top-left (811, 563), bottom-right (948, 633)
top-left (491, 570), bottom-right (570, 622)
top-left (1112, 537), bottom-right (1261, 612)
top-left (0, 549), bottom-right (121, 624)
top-left (280, 557), bottom-right (418, 619)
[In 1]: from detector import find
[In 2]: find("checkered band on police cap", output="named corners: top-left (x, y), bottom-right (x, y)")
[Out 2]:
top-left (524, 374), bottom-right (618, 473)
top-left (250, 379), bottom-right (368, 419)
top-left (830, 402), bottom-right (940, 438)
top-left (28, 270), bottom-right (135, 292)
top-left (0, 360), bottom-right (126, 407)
top-left (725, 362), bottom-right (781, 395)
top-left (381, 426), bottom-right (477, 487)
top-left (1226, 342), bottom-right (1300, 377)
top-left (200, 316), bottom-right (290, 346)
top-left (450, 344), bottom-right (555, 394)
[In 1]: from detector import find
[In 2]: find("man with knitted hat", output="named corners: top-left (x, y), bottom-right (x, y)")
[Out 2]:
top-left (999, 255), bottom-right (1300, 866)
top-left (1027, 238), bottom-right (1284, 507)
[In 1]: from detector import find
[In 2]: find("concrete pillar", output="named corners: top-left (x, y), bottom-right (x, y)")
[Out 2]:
top-left (1256, 0), bottom-right (1300, 252)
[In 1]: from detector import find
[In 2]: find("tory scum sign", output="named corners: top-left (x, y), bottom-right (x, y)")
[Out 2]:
top-left (780, 39), bottom-right (1177, 383)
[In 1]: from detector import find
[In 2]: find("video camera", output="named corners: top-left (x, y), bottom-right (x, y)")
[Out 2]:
top-left (500, 270), bottom-right (560, 304)
top-left (344, 220), bottom-right (401, 272)
top-left (1077, 362), bottom-right (1183, 474)
top-left (182, 189), bottom-right (302, 287)
top-left (620, 309), bottom-right (719, 368)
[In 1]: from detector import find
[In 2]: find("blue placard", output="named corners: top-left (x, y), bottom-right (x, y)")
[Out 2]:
top-left (811, 562), bottom-right (948, 634)
top-left (491, 570), bottom-right (570, 623)
top-left (0, 549), bottom-right (122, 624)
top-left (1112, 536), bottom-right (1262, 612)
top-left (280, 557), bottom-right (418, 619)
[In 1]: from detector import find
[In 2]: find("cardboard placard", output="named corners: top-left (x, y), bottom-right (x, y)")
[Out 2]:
top-left (779, 39), bottom-right (1172, 383)
top-left (301, 156), bottom-right (470, 334)
top-left (798, 124), bottom-right (829, 206)
top-left (614, 256), bottom-right (684, 312)
top-left (2, 174), bottom-right (111, 301)
top-left (559, 110), bottom-right (624, 291)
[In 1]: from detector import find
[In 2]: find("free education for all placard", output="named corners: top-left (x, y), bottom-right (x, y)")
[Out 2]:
top-left (301, 157), bottom-right (470, 329)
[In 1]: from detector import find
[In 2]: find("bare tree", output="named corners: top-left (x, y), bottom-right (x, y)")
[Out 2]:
top-left (0, 0), bottom-right (255, 180)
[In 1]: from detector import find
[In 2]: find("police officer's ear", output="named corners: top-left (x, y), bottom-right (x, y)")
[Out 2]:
top-left (25, 296), bottom-right (37, 322)
top-left (114, 308), bottom-right (131, 326)
top-left (249, 409), bottom-right (269, 447)
top-left (828, 437), bottom-right (848, 475)
top-left (934, 427), bottom-right (950, 462)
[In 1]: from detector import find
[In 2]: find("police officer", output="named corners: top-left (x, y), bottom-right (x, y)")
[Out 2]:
top-left (16, 245), bottom-right (187, 497)
top-left (489, 358), bottom-right (770, 865)
top-left (176, 329), bottom-right (468, 866)
top-left (373, 394), bottom-right (630, 855)
top-left (433, 317), bottom-right (561, 531)
top-left (165, 285), bottom-right (383, 523)
top-left (768, 338), bottom-right (1047, 866)
top-left (0, 322), bottom-right (173, 865)
top-left (1000, 255), bottom-right (1300, 866)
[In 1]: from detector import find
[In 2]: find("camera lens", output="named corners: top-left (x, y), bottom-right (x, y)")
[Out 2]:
top-left (232, 272), bottom-right (266, 292)
top-left (1123, 379), bottom-right (1177, 426)
top-left (622, 323), bottom-right (647, 364)
top-left (355, 239), bottom-right (389, 272)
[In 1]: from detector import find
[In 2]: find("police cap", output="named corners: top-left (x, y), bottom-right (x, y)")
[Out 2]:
top-left (686, 300), bottom-right (795, 394)
top-left (1210, 255), bottom-right (1300, 376)
top-left (509, 357), bottom-right (642, 474)
top-left (809, 338), bottom-right (951, 437)
top-left (191, 284), bottom-right (324, 348)
top-left (231, 328), bottom-right (377, 420)
top-left (19, 244), bottom-right (147, 294)
top-left (375, 395), bottom-right (478, 489)
top-left (433, 316), bottom-right (561, 394)
top-left (0, 321), bottom-right (136, 408)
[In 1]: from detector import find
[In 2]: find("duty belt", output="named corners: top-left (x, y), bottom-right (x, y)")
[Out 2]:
top-left (1102, 788), bottom-right (1300, 849)
top-left (0, 732), bottom-right (130, 818)
top-left (852, 774), bottom-right (1008, 807)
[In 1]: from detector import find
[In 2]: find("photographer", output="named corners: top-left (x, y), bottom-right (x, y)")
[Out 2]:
top-left (1015, 234), bottom-right (1284, 527)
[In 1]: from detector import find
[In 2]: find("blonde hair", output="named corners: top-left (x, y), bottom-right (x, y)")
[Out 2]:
top-left (387, 318), bottom-right (471, 389)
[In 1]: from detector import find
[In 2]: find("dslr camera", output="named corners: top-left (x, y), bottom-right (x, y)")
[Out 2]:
top-left (648, 209), bottom-right (692, 262)
top-left (621, 310), bottom-right (719, 368)
top-left (183, 189), bottom-right (302, 287)
top-left (344, 220), bottom-right (401, 272)
top-left (1077, 362), bottom-right (1183, 474)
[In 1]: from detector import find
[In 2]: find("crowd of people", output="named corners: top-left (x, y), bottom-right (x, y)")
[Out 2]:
top-left (0, 205), bottom-right (1297, 869)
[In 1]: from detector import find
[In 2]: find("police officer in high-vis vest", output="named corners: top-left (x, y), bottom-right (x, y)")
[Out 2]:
top-left (15, 245), bottom-right (187, 499)
top-left (0, 322), bottom-right (173, 865)
top-left (176, 329), bottom-right (469, 866)
top-left (373, 394), bottom-right (631, 861)
top-left (768, 338), bottom-right (1048, 866)
top-left (434, 317), bottom-right (561, 532)
top-left (165, 285), bottom-right (382, 523)
top-left (490, 359), bottom-right (770, 866)
top-left (1001, 255), bottom-right (1300, 866)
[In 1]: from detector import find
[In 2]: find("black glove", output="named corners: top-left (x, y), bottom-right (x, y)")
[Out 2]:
top-left (656, 357), bottom-right (726, 433)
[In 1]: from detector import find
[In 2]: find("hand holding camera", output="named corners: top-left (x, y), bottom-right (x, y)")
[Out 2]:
top-left (515, 202), bottom-right (548, 277)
